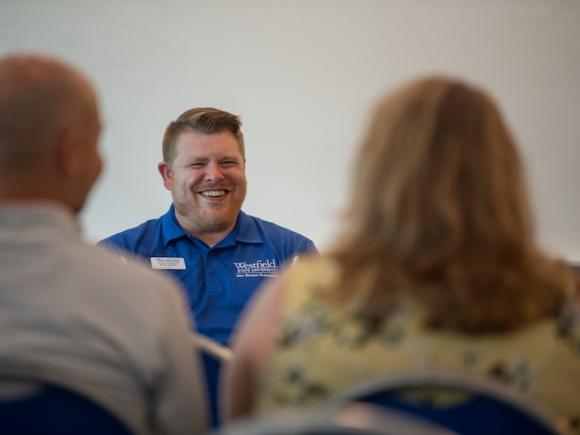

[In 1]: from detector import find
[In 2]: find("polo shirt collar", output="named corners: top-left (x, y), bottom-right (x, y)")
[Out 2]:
top-left (160, 205), bottom-right (189, 247)
top-left (233, 211), bottom-right (263, 244)
top-left (160, 206), bottom-right (263, 247)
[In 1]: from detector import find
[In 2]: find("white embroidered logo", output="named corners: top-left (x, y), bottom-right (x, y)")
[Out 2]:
top-left (233, 258), bottom-right (278, 278)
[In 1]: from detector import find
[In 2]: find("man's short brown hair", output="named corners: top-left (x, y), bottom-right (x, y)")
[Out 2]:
top-left (162, 107), bottom-right (245, 163)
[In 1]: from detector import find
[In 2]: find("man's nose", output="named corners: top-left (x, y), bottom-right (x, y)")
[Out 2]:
top-left (205, 162), bottom-right (224, 182)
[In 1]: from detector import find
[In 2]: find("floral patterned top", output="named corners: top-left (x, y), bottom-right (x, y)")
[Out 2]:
top-left (256, 257), bottom-right (580, 433)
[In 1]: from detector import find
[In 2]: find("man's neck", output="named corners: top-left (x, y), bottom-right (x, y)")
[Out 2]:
top-left (0, 190), bottom-right (74, 213)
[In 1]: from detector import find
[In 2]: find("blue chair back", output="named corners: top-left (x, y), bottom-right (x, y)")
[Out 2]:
top-left (0, 379), bottom-right (133, 435)
top-left (328, 370), bottom-right (559, 435)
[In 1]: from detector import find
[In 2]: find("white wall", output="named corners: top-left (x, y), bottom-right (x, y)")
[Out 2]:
top-left (2, 0), bottom-right (580, 260)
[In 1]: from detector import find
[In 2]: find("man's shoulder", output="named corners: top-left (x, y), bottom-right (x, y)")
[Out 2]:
top-left (243, 213), bottom-right (317, 252)
top-left (81, 241), bottom-right (183, 297)
top-left (245, 213), bottom-right (304, 237)
top-left (101, 216), bottom-right (162, 242)
top-left (99, 215), bottom-right (167, 254)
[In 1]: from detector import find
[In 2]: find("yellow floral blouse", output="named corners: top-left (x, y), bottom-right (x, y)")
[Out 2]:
top-left (256, 257), bottom-right (580, 432)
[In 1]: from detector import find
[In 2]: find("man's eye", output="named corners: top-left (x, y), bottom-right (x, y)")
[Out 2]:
top-left (188, 162), bottom-right (205, 168)
top-left (221, 160), bottom-right (237, 166)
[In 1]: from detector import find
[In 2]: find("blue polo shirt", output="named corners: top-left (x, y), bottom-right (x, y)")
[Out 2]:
top-left (100, 205), bottom-right (317, 345)
top-left (100, 206), bottom-right (317, 426)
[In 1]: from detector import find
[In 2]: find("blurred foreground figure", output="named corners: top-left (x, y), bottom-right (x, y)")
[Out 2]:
top-left (0, 53), bottom-right (207, 435)
top-left (224, 76), bottom-right (580, 432)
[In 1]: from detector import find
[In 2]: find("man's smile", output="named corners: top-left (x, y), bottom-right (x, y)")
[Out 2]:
top-left (199, 189), bottom-right (228, 198)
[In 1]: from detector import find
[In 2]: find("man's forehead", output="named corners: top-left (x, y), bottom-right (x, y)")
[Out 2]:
top-left (174, 130), bottom-right (242, 156)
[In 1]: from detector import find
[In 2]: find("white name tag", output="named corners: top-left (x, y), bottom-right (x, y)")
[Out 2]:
top-left (150, 257), bottom-right (186, 270)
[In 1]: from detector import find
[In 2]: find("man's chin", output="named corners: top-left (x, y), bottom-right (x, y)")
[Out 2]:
top-left (174, 203), bottom-right (240, 233)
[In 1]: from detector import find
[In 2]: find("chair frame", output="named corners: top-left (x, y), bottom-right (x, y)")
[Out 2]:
top-left (191, 332), bottom-right (233, 361)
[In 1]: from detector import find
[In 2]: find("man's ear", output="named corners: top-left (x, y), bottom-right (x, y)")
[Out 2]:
top-left (158, 161), bottom-right (174, 191)
top-left (54, 128), bottom-right (82, 177)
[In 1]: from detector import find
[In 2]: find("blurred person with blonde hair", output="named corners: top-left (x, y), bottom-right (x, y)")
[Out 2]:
top-left (223, 76), bottom-right (580, 430)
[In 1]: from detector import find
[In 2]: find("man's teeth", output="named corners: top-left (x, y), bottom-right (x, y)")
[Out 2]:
top-left (201, 190), bottom-right (226, 197)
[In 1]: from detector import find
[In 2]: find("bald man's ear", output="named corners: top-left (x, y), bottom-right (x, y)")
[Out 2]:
top-left (54, 127), bottom-right (83, 177)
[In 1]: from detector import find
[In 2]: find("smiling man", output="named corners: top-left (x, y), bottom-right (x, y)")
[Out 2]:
top-left (100, 107), bottom-right (317, 424)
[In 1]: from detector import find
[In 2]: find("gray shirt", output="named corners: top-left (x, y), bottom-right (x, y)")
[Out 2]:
top-left (0, 203), bottom-right (207, 435)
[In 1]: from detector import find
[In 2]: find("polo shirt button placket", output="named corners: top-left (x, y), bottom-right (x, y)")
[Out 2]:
top-left (206, 252), bottom-right (222, 295)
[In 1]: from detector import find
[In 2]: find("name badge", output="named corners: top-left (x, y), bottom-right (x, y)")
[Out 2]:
top-left (150, 257), bottom-right (186, 270)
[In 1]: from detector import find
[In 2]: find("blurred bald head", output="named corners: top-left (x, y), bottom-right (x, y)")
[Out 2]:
top-left (0, 53), bottom-right (102, 213)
